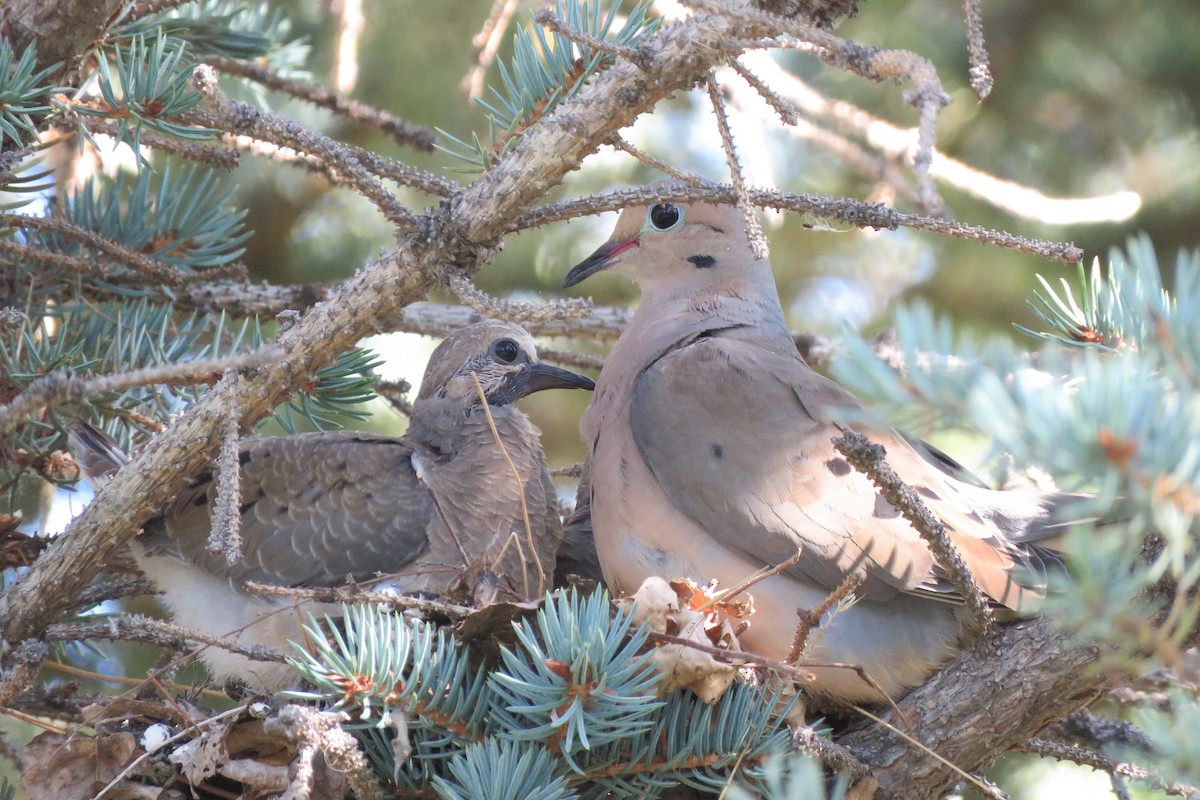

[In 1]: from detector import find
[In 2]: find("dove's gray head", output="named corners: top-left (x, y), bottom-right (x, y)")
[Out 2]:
top-left (562, 183), bottom-right (769, 299)
top-left (417, 320), bottom-right (593, 406)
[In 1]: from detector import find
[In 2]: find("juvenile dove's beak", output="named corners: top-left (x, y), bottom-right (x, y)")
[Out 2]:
top-left (519, 362), bottom-right (595, 395)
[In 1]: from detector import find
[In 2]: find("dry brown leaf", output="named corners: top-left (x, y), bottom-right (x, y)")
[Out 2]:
top-left (170, 719), bottom-right (228, 784)
top-left (623, 576), bottom-right (745, 703)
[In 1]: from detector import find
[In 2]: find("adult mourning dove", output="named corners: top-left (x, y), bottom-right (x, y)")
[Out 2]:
top-left (563, 188), bottom-right (1070, 706)
top-left (72, 321), bottom-right (594, 690)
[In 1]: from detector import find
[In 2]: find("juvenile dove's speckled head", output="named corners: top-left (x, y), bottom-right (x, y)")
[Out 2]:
top-left (417, 320), bottom-right (593, 404)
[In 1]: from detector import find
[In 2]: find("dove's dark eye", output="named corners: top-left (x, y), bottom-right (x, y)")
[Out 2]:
top-left (648, 203), bottom-right (682, 231)
top-left (491, 338), bottom-right (521, 364)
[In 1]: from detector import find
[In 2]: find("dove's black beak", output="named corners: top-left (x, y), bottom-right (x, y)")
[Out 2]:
top-left (491, 362), bottom-right (595, 405)
top-left (563, 238), bottom-right (639, 288)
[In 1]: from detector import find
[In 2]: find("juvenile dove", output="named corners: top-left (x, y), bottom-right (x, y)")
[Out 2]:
top-left (73, 321), bottom-right (593, 690)
top-left (563, 188), bottom-right (1068, 705)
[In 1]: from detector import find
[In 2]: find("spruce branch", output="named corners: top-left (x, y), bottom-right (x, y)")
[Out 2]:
top-left (190, 64), bottom-right (418, 230)
top-left (206, 55), bottom-right (435, 151)
top-left (531, 7), bottom-right (652, 67)
top-left (1020, 737), bottom-right (1199, 799)
top-left (0, 40), bottom-right (60, 148)
top-left (42, 615), bottom-right (287, 665)
top-left (78, 31), bottom-right (217, 150)
top-left (516, 184), bottom-right (1084, 263)
top-left (0, 347), bottom-right (281, 437)
top-left (0, 213), bottom-right (211, 287)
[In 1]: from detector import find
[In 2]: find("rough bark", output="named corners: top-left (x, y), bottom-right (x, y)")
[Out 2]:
top-left (837, 617), bottom-right (1122, 799)
top-left (0, 0), bottom-right (123, 80)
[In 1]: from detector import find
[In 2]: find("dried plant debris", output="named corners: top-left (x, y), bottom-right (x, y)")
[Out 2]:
top-left (622, 576), bottom-right (754, 703)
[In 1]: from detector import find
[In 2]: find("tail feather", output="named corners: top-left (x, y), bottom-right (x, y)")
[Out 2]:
top-left (68, 421), bottom-right (129, 489)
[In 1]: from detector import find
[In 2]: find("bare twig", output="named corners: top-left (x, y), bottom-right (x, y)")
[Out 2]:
top-left (703, 550), bottom-right (803, 611)
top-left (0, 347), bottom-right (282, 436)
top-left (461, 0), bottom-right (520, 98)
top-left (447, 273), bottom-right (593, 324)
top-left (375, 379), bottom-right (413, 418)
top-left (706, 74), bottom-right (769, 259)
top-left (207, 56), bottom-right (435, 151)
top-left (0, 640), bottom-right (47, 704)
top-left (686, 0), bottom-right (950, 212)
top-left (43, 615), bottom-right (287, 663)
top-left (385, 301), bottom-right (631, 343)
top-left (209, 372), bottom-right (243, 564)
top-left (549, 461), bottom-right (584, 479)
top-left (244, 581), bottom-right (472, 619)
top-left (69, 578), bottom-right (157, 611)
top-left (181, 280), bottom-right (330, 317)
top-left (729, 59), bottom-right (799, 125)
top-left (607, 135), bottom-right (707, 184)
top-left (788, 573), bottom-right (863, 663)
top-left (1051, 708), bottom-right (1154, 753)
top-left (535, 345), bottom-right (605, 372)
top-left (790, 724), bottom-right (869, 779)
top-left (832, 430), bottom-right (994, 634)
top-left (52, 112), bottom-right (240, 170)
top-left (1021, 737), bottom-right (1199, 799)
top-left (963, 0), bottom-right (993, 98)
top-left (190, 65), bottom-right (418, 230)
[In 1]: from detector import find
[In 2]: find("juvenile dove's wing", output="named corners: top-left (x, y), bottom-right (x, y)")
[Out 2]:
top-left (148, 431), bottom-right (433, 587)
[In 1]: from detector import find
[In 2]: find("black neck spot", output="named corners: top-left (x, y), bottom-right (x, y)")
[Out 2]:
top-left (687, 254), bottom-right (716, 269)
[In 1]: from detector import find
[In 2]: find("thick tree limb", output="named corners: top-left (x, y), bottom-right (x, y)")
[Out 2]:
top-left (0, 0), bottom-right (123, 80)
top-left (836, 617), bottom-right (1123, 799)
